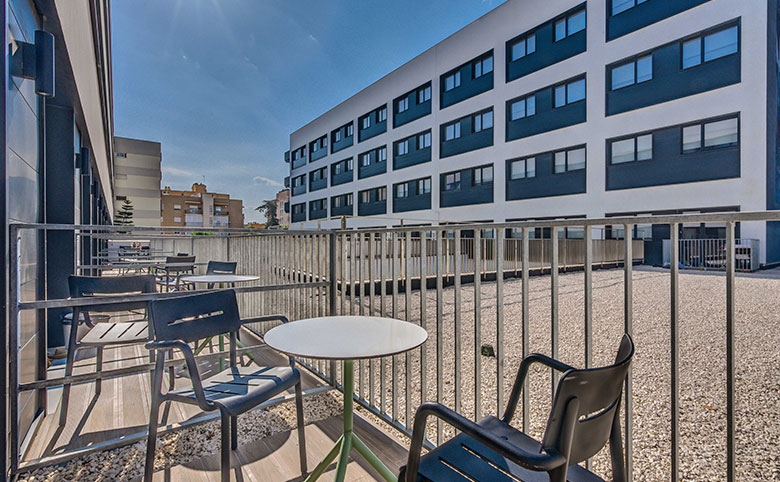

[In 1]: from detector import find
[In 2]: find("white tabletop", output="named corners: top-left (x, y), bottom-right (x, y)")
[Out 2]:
top-left (180, 274), bottom-right (260, 283)
top-left (264, 316), bottom-right (428, 360)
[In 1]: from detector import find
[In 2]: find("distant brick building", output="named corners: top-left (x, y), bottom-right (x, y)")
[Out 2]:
top-left (161, 183), bottom-right (244, 228)
top-left (276, 189), bottom-right (290, 226)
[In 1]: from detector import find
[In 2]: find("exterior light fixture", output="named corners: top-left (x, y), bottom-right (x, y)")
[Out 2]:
top-left (10, 30), bottom-right (55, 97)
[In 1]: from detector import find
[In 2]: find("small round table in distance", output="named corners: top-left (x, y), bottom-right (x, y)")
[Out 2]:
top-left (264, 316), bottom-right (428, 482)
top-left (180, 274), bottom-right (260, 367)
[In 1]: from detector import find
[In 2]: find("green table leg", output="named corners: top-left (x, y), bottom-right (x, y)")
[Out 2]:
top-left (305, 360), bottom-right (397, 482)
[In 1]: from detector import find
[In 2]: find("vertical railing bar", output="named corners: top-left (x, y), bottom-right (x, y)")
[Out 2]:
top-left (550, 226), bottom-right (559, 398)
top-left (454, 228), bottom-right (462, 415)
top-left (725, 221), bottom-right (736, 482)
top-left (474, 228), bottom-right (482, 421)
top-left (404, 231), bottom-right (412, 428)
top-left (435, 229), bottom-right (444, 443)
top-left (670, 223), bottom-right (680, 482)
top-left (329, 232), bottom-right (339, 385)
top-left (351, 232), bottom-right (356, 316)
top-left (623, 223), bottom-right (634, 482)
top-left (496, 227), bottom-right (505, 415)
top-left (9, 225), bottom-right (20, 473)
top-left (380, 232), bottom-right (386, 415)
top-left (392, 231), bottom-right (399, 422)
top-left (420, 230), bottom-right (428, 416)
top-left (521, 226), bottom-right (529, 432)
top-left (368, 232), bottom-right (375, 406)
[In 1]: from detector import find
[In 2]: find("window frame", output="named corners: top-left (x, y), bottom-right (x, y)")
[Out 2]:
top-left (473, 54), bottom-right (494, 79)
top-left (473, 165), bottom-right (494, 186)
top-left (509, 94), bottom-right (536, 121)
top-left (610, 54), bottom-right (653, 91)
top-left (443, 172), bottom-right (462, 192)
top-left (510, 32), bottom-right (536, 62)
top-left (444, 121), bottom-right (462, 141)
top-left (444, 71), bottom-right (462, 92)
top-left (609, 134), bottom-right (653, 165)
top-left (472, 110), bottom-right (494, 133)
top-left (418, 178), bottom-right (431, 194)
top-left (553, 146), bottom-right (587, 174)
top-left (417, 85), bottom-right (432, 104)
top-left (681, 24), bottom-right (740, 71)
top-left (680, 115), bottom-right (739, 154)
top-left (509, 157), bottom-right (536, 180)
top-left (418, 131), bottom-right (432, 149)
top-left (611, 0), bottom-right (648, 16)
top-left (554, 8), bottom-right (586, 42)
top-left (553, 77), bottom-right (586, 108)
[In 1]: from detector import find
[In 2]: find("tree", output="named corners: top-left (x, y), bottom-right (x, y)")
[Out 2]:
top-left (255, 199), bottom-right (279, 227)
top-left (114, 199), bottom-right (135, 226)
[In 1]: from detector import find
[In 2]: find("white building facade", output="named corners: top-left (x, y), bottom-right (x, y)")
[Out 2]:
top-left (285, 0), bottom-right (780, 265)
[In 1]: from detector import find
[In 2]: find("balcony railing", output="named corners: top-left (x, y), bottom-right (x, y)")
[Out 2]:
top-left (7, 210), bottom-right (780, 481)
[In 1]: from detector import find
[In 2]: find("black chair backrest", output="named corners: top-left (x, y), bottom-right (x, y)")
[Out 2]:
top-left (206, 261), bottom-right (237, 275)
top-left (148, 290), bottom-right (241, 343)
top-left (69, 275), bottom-right (156, 312)
top-left (541, 334), bottom-right (634, 465)
top-left (164, 255), bottom-right (196, 273)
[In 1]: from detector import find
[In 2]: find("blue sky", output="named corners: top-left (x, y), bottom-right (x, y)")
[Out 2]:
top-left (111, 0), bottom-right (503, 222)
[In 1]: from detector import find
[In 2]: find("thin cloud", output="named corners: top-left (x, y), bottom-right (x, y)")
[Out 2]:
top-left (163, 165), bottom-right (195, 177)
top-left (253, 175), bottom-right (283, 188)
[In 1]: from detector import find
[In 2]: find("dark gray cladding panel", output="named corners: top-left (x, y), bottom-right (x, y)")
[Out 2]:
top-left (358, 200), bottom-right (387, 216)
top-left (505, 151), bottom-right (586, 201)
top-left (440, 168), bottom-right (494, 208)
top-left (440, 52), bottom-right (494, 109)
top-left (607, 0), bottom-right (710, 41)
top-left (440, 114), bottom-right (494, 159)
top-left (506, 86), bottom-right (586, 142)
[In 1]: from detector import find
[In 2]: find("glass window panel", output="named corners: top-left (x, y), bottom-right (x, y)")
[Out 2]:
top-left (682, 125), bottom-right (702, 151)
top-left (483, 111), bottom-right (493, 129)
top-left (527, 157), bottom-right (536, 178)
top-left (474, 168), bottom-right (482, 184)
top-left (511, 99), bottom-right (525, 120)
top-left (474, 115), bottom-right (482, 132)
top-left (704, 26), bottom-right (738, 62)
top-left (704, 118), bottom-right (738, 147)
top-left (483, 56), bottom-right (493, 74)
top-left (636, 134), bottom-right (652, 160)
top-left (554, 85), bottom-right (566, 107)
top-left (554, 152), bottom-right (567, 173)
top-left (396, 184), bottom-right (407, 198)
top-left (511, 159), bottom-right (526, 179)
top-left (611, 138), bottom-right (635, 164)
top-left (567, 10), bottom-right (586, 35)
top-left (527, 34), bottom-right (536, 54)
top-left (474, 61), bottom-right (482, 78)
top-left (455, 123), bottom-right (461, 138)
top-left (682, 38), bottom-right (701, 68)
top-left (636, 55), bottom-right (652, 83)
top-left (567, 79), bottom-right (586, 102)
top-left (568, 148), bottom-right (586, 170)
top-left (612, 0), bottom-right (635, 15)
top-left (527, 95), bottom-right (535, 115)
top-left (554, 19), bottom-right (566, 41)
top-left (511, 39), bottom-right (526, 61)
top-left (612, 62), bottom-right (635, 90)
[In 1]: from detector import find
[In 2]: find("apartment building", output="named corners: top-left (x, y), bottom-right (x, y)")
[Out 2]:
top-left (161, 183), bottom-right (244, 228)
top-left (276, 188), bottom-right (290, 226)
top-left (285, 0), bottom-right (780, 265)
top-left (1, 0), bottom-right (116, 470)
top-left (113, 136), bottom-right (162, 226)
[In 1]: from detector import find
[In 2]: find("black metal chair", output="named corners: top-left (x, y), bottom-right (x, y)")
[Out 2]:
top-left (205, 260), bottom-right (238, 289)
top-left (143, 290), bottom-right (307, 482)
top-left (155, 255), bottom-right (196, 292)
top-left (61, 275), bottom-right (172, 426)
top-left (400, 334), bottom-right (634, 482)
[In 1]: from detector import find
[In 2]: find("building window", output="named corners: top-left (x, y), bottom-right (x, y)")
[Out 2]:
top-left (473, 110), bottom-right (493, 133)
top-left (347, 124), bottom-right (353, 136)
top-left (377, 187), bottom-right (387, 201)
top-left (174, 217), bottom-right (182, 223)
top-left (444, 122), bottom-right (461, 141)
top-left (554, 77), bottom-right (586, 108)
top-left (293, 175), bottom-right (305, 187)
top-left (510, 33), bottom-right (536, 61)
top-left (173, 204), bottom-right (181, 210)
top-left (509, 157), bottom-right (536, 179)
top-left (473, 55), bottom-right (493, 78)
top-left (362, 116), bottom-right (371, 129)
top-left (444, 172), bottom-right (461, 191)
top-left (418, 85), bottom-right (431, 103)
top-left (418, 178), bottom-right (431, 194)
top-left (444, 71), bottom-right (461, 91)
top-left (554, 147), bottom-right (586, 173)
top-left (378, 146), bottom-right (387, 162)
top-left (510, 95), bottom-right (536, 121)
top-left (612, 0), bottom-right (648, 15)
top-left (682, 116), bottom-right (739, 153)
top-left (116, 173), bottom-right (128, 180)
top-left (335, 130), bottom-right (342, 142)
top-left (473, 165), bottom-right (493, 185)
top-left (311, 168), bottom-right (327, 181)
top-left (396, 183), bottom-right (409, 198)
top-left (116, 152), bottom-right (127, 158)
top-left (682, 25), bottom-right (739, 69)
top-left (611, 54), bottom-right (652, 90)
top-left (397, 97), bottom-right (409, 113)
top-left (418, 131), bottom-right (431, 149)
top-left (378, 107), bottom-right (387, 122)
top-left (554, 9), bottom-right (586, 42)
top-left (360, 153), bottom-right (371, 167)
top-left (116, 195), bottom-right (127, 201)
top-left (611, 134), bottom-right (653, 164)
top-left (334, 158), bottom-right (352, 174)
top-left (397, 139), bottom-right (409, 156)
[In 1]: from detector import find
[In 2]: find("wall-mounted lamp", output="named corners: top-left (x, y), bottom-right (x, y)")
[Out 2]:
top-left (10, 30), bottom-right (55, 97)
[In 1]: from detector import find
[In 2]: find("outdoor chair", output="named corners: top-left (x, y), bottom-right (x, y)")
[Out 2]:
top-left (61, 275), bottom-right (174, 426)
top-left (155, 255), bottom-right (196, 292)
top-left (204, 260), bottom-right (238, 288)
top-left (143, 289), bottom-right (307, 482)
top-left (400, 334), bottom-right (634, 482)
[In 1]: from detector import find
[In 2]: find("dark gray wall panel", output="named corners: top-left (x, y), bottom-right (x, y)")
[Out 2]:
top-left (506, 87), bottom-right (586, 142)
top-left (506, 152), bottom-right (586, 200)
top-left (440, 114), bottom-right (494, 158)
top-left (331, 169), bottom-right (353, 186)
top-left (440, 52), bottom-right (494, 109)
top-left (440, 168), bottom-right (493, 207)
top-left (607, 0), bottom-right (710, 41)
top-left (358, 200), bottom-right (387, 216)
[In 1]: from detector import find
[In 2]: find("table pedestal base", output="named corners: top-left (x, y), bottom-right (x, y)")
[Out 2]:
top-left (305, 360), bottom-right (397, 482)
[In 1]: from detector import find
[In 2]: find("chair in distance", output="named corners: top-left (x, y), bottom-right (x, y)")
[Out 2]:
top-left (155, 255), bottom-right (196, 292)
top-left (61, 275), bottom-right (173, 426)
top-left (400, 334), bottom-right (634, 482)
top-left (143, 289), bottom-right (307, 482)
top-left (204, 260), bottom-right (238, 289)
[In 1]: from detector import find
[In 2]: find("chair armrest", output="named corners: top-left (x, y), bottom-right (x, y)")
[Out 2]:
top-left (240, 314), bottom-right (290, 325)
top-left (145, 339), bottom-right (214, 410)
top-left (502, 353), bottom-right (575, 423)
top-left (403, 402), bottom-right (566, 482)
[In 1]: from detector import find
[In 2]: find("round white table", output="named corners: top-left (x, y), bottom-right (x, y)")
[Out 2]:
top-left (265, 316), bottom-right (427, 482)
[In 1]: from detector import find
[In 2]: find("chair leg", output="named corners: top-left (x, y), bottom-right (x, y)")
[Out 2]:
top-left (59, 343), bottom-right (78, 427)
top-left (295, 381), bottom-right (308, 475)
top-left (231, 415), bottom-right (238, 450)
top-left (95, 346), bottom-right (104, 396)
top-left (144, 375), bottom-right (164, 481)
top-left (220, 410), bottom-right (231, 482)
top-left (167, 349), bottom-right (175, 390)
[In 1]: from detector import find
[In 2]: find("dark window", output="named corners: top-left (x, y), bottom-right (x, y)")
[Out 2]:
top-left (473, 55), bottom-right (494, 78)
top-left (418, 131), bottom-right (431, 149)
top-left (509, 94), bottom-right (536, 120)
top-left (472, 110), bottom-right (494, 133)
top-left (418, 178), bottom-right (431, 194)
top-left (444, 71), bottom-right (461, 91)
top-left (473, 165), bottom-right (493, 185)
top-left (443, 172), bottom-right (461, 191)
top-left (611, 0), bottom-right (648, 15)
top-left (509, 32), bottom-right (536, 61)
top-left (553, 77), bottom-right (586, 107)
top-left (682, 25), bottom-right (738, 69)
top-left (554, 8), bottom-right (586, 41)
top-left (417, 85), bottom-right (431, 103)
top-left (610, 54), bottom-right (653, 90)
top-left (610, 134), bottom-right (653, 164)
top-left (553, 146), bottom-right (586, 173)
top-left (509, 157), bottom-right (536, 179)
top-left (682, 116), bottom-right (738, 153)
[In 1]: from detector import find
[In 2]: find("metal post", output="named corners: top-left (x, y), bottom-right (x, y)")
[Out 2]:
top-left (474, 228), bottom-right (482, 421)
top-left (404, 231), bottom-right (412, 428)
top-left (670, 223), bottom-right (679, 481)
top-left (496, 227), bottom-right (505, 415)
top-left (329, 233), bottom-right (338, 386)
top-left (435, 229), bottom-right (444, 442)
top-left (521, 227), bottom-right (529, 432)
top-left (419, 230), bottom-right (427, 411)
top-left (550, 226), bottom-right (559, 398)
top-left (9, 225), bottom-right (21, 473)
top-left (725, 221), bottom-right (736, 482)
top-left (454, 229), bottom-right (462, 415)
top-left (623, 223), bottom-right (633, 481)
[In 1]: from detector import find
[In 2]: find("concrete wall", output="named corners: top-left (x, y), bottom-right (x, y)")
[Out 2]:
top-left (113, 136), bottom-right (161, 226)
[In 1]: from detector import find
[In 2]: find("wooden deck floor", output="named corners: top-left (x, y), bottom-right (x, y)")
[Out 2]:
top-left (24, 329), bottom-right (408, 481)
